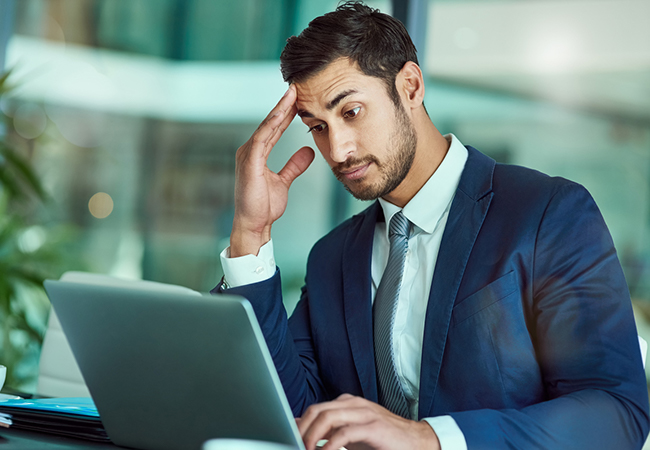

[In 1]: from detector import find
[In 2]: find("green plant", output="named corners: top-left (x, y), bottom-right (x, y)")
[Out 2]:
top-left (0, 70), bottom-right (69, 390)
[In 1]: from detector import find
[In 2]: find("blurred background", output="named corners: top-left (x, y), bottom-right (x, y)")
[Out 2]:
top-left (0, 0), bottom-right (649, 397)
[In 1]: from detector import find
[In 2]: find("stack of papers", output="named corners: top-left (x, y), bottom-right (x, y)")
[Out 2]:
top-left (0, 397), bottom-right (110, 442)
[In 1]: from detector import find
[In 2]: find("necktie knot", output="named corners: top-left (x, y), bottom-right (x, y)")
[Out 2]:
top-left (389, 211), bottom-right (410, 239)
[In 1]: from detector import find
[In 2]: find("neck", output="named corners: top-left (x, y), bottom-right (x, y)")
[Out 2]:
top-left (382, 113), bottom-right (450, 208)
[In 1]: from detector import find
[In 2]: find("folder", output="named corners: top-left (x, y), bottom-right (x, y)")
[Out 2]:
top-left (0, 397), bottom-right (109, 442)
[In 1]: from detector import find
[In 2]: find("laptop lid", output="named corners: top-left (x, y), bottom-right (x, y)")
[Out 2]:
top-left (44, 280), bottom-right (305, 450)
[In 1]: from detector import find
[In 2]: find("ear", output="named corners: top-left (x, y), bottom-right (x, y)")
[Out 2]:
top-left (396, 61), bottom-right (425, 110)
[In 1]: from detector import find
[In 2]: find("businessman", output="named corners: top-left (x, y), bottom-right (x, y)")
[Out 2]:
top-left (215, 2), bottom-right (649, 449)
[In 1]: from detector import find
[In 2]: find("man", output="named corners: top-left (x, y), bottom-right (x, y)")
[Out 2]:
top-left (214, 2), bottom-right (649, 449)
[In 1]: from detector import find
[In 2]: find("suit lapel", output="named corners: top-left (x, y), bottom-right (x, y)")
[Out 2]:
top-left (418, 147), bottom-right (495, 418)
top-left (342, 202), bottom-right (381, 402)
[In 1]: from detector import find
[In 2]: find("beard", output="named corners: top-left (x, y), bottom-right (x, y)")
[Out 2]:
top-left (332, 101), bottom-right (417, 201)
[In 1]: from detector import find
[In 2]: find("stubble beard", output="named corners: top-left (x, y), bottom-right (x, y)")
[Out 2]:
top-left (332, 102), bottom-right (417, 201)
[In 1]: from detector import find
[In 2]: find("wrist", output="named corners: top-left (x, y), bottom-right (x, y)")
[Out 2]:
top-left (417, 420), bottom-right (441, 450)
top-left (229, 225), bottom-right (271, 258)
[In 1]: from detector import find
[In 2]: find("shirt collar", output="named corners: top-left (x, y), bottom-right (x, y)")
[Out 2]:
top-left (378, 133), bottom-right (468, 235)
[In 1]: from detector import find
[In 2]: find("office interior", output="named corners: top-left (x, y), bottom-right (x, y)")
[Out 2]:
top-left (0, 0), bottom-right (649, 405)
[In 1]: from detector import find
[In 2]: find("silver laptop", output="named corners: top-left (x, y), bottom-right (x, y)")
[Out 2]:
top-left (44, 280), bottom-right (305, 450)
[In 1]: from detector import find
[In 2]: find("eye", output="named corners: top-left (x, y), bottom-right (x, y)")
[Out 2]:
top-left (343, 107), bottom-right (361, 119)
top-left (308, 123), bottom-right (327, 134)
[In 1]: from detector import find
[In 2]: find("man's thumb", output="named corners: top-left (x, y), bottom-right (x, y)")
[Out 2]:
top-left (279, 146), bottom-right (315, 186)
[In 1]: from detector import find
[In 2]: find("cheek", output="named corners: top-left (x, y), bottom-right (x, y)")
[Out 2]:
top-left (362, 124), bottom-right (392, 155)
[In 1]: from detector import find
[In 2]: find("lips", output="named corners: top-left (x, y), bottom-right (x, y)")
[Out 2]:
top-left (339, 163), bottom-right (371, 181)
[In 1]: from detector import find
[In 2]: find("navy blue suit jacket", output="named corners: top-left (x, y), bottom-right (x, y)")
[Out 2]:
top-left (217, 147), bottom-right (649, 448)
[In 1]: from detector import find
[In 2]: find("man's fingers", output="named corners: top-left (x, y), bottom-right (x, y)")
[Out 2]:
top-left (257, 85), bottom-right (297, 133)
top-left (298, 396), bottom-right (431, 450)
top-left (299, 395), bottom-right (375, 435)
top-left (237, 111), bottom-right (286, 168)
top-left (278, 147), bottom-right (315, 186)
top-left (272, 84), bottom-right (297, 117)
top-left (245, 86), bottom-right (297, 159)
top-left (302, 407), bottom-right (375, 450)
top-left (249, 109), bottom-right (287, 151)
top-left (265, 104), bottom-right (298, 156)
top-left (298, 398), bottom-right (347, 437)
top-left (320, 422), bottom-right (380, 450)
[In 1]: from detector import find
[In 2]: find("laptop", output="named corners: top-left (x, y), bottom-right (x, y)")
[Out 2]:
top-left (44, 279), bottom-right (306, 450)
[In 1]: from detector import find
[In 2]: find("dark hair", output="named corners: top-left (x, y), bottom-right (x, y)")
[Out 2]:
top-left (280, 1), bottom-right (418, 105)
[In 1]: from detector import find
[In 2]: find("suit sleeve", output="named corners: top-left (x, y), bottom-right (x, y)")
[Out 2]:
top-left (212, 269), bottom-right (326, 416)
top-left (449, 183), bottom-right (650, 449)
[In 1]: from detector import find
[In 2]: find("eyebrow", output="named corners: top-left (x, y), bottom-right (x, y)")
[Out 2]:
top-left (326, 89), bottom-right (358, 110)
top-left (297, 89), bottom-right (359, 119)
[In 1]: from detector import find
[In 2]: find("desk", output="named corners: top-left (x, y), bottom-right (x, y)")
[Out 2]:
top-left (0, 428), bottom-right (128, 449)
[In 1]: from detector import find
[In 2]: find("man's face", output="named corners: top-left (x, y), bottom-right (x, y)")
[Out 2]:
top-left (295, 58), bottom-right (417, 201)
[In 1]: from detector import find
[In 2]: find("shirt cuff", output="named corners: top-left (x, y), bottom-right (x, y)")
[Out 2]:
top-left (422, 416), bottom-right (467, 450)
top-left (220, 239), bottom-right (277, 288)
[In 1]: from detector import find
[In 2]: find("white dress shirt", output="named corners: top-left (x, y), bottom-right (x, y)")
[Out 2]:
top-left (221, 134), bottom-right (469, 450)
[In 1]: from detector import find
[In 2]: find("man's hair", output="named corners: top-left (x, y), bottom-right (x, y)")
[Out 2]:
top-left (279, 1), bottom-right (419, 106)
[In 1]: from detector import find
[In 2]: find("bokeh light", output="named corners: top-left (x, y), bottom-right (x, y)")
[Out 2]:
top-left (17, 226), bottom-right (47, 253)
top-left (88, 192), bottom-right (114, 219)
top-left (13, 103), bottom-right (47, 139)
top-left (47, 104), bottom-right (108, 148)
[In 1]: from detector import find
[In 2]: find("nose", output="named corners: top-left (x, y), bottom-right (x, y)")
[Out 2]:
top-left (328, 126), bottom-right (355, 163)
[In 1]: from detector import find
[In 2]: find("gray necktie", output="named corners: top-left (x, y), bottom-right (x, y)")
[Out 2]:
top-left (374, 211), bottom-right (411, 418)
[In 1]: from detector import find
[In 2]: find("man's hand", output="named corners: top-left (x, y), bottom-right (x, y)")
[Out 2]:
top-left (297, 394), bottom-right (440, 450)
top-left (230, 85), bottom-right (315, 257)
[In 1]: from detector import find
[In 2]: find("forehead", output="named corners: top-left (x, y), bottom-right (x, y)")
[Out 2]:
top-left (294, 58), bottom-right (386, 113)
